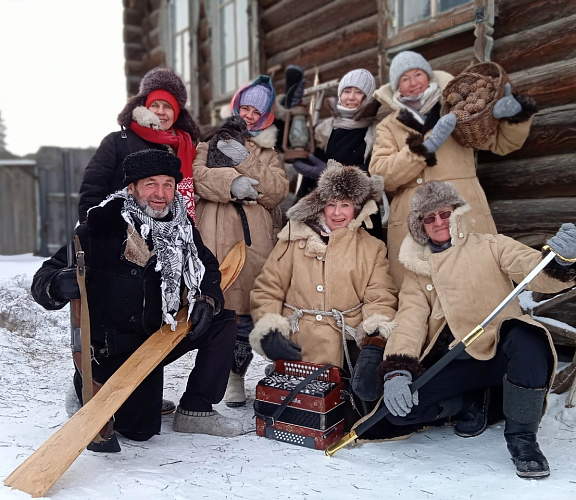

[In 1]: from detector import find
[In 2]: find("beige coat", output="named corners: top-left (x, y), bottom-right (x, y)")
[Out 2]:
top-left (369, 71), bottom-right (533, 289)
top-left (250, 201), bottom-right (397, 368)
top-left (193, 126), bottom-right (289, 314)
top-left (384, 205), bottom-right (574, 388)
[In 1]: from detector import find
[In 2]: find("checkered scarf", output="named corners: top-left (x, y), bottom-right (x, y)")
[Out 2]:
top-left (100, 188), bottom-right (205, 330)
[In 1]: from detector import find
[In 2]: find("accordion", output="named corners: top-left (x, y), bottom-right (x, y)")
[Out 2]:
top-left (254, 360), bottom-right (345, 450)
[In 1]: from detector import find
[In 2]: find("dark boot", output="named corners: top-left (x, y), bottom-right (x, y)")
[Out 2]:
top-left (503, 377), bottom-right (549, 479)
top-left (435, 395), bottom-right (463, 420)
top-left (455, 388), bottom-right (490, 438)
top-left (224, 337), bottom-right (253, 407)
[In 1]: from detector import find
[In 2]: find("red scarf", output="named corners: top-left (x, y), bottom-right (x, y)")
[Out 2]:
top-left (129, 121), bottom-right (197, 223)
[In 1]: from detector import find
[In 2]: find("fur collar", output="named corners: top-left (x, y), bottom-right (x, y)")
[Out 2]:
top-left (374, 71), bottom-right (453, 112)
top-left (247, 124), bottom-right (278, 149)
top-left (398, 203), bottom-right (470, 276)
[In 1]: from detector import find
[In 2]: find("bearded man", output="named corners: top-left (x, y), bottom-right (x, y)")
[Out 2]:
top-left (32, 149), bottom-right (245, 452)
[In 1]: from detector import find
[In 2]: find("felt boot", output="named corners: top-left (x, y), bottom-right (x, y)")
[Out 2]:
top-left (173, 407), bottom-right (244, 437)
top-left (503, 377), bottom-right (549, 479)
top-left (224, 371), bottom-right (247, 407)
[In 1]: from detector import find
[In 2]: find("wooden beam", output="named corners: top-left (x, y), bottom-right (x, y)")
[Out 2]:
top-left (264, 0), bottom-right (377, 56)
top-left (490, 198), bottom-right (576, 234)
top-left (478, 154), bottom-right (576, 200)
top-left (266, 15), bottom-right (378, 70)
top-left (260, 0), bottom-right (330, 32)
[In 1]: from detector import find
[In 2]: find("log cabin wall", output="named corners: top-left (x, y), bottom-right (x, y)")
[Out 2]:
top-left (259, 0), bottom-right (380, 102)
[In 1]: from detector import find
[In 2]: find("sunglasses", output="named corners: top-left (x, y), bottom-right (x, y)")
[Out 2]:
top-left (422, 210), bottom-right (453, 225)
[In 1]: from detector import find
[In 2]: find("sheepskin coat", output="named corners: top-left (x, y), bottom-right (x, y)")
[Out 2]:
top-left (383, 205), bottom-right (575, 390)
top-left (369, 70), bottom-right (536, 289)
top-left (250, 200), bottom-right (397, 368)
top-left (193, 125), bottom-right (289, 314)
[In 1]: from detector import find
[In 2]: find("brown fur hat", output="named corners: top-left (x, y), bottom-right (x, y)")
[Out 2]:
top-left (287, 160), bottom-right (384, 222)
top-left (408, 180), bottom-right (466, 244)
top-left (117, 67), bottom-right (201, 142)
top-left (206, 115), bottom-right (248, 167)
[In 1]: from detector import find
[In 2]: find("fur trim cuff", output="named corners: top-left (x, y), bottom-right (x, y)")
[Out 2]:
top-left (360, 314), bottom-right (396, 340)
top-left (132, 106), bottom-right (162, 130)
top-left (406, 132), bottom-right (437, 167)
top-left (249, 313), bottom-right (290, 357)
top-left (378, 353), bottom-right (426, 380)
top-left (505, 94), bottom-right (538, 124)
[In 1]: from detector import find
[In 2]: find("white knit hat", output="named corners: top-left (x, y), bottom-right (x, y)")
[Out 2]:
top-left (338, 69), bottom-right (376, 100)
top-left (389, 51), bottom-right (434, 92)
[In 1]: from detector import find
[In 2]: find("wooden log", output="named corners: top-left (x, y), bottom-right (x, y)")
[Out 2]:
top-left (532, 288), bottom-right (576, 317)
top-left (430, 15), bottom-right (576, 76)
top-left (494, 0), bottom-right (576, 38)
top-left (264, 0), bottom-right (376, 56)
top-left (478, 103), bottom-right (576, 163)
top-left (478, 154), bottom-right (576, 200)
top-left (260, 0), bottom-right (331, 32)
top-left (509, 59), bottom-right (576, 110)
top-left (266, 15), bottom-right (378, 70)
top-left (490, 198), bottom-right (576, 234)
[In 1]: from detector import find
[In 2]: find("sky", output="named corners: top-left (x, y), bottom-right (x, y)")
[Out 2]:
top-left (0, 0), bottom-right (126, 157)
top-left (1, 255), bottom-right (576, 499)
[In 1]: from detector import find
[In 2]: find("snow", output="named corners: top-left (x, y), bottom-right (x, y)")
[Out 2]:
top-left (1, 255), bottom-right (576, 500)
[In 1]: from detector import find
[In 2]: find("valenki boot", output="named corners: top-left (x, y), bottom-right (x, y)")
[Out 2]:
top-left (224, 337), bottom-right (253, 407)
top-left (502, 377), bottom-right (549, 479)
top-left (173, 407), bottom-right (244, 437)
top-left (455, 388), bottom-right (490, 438)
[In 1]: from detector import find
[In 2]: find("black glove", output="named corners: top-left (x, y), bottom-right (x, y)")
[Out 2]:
top-left (187, 297), bottom-right (214, 342)
top-left (351, 344), bottom-right (385, 402)
top-left (50, 268), bottom-right (80, 301)
top-left (260, 329), bottom-right (302, 361)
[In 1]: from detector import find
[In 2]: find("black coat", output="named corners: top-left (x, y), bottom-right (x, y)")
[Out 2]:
top-left (78, 130), bottom-right (170, 222)
top-left (33, 198), bottom-right (224, 355)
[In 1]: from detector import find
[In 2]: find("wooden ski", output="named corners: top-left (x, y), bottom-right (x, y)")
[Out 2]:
top-left (4, 308), bottom-right (191, 498)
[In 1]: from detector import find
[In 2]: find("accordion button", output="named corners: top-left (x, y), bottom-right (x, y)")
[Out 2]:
top-left (316, 285), bottom-right (324, 292)
top-left (316, 314), bottom-right (323, 321)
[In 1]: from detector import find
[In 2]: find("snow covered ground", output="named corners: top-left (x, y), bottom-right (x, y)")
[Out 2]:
top-left (1, 254), bottom-right (576, 500)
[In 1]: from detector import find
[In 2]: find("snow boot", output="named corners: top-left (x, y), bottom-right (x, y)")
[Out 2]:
top-left (224, 337), bottom-right (253, 407)
top-left (87, 433), bottom-right (121, 453)
top-left (455, 388), bottom-right (490, 438)
top-left (503, 377), bottom-right (549, 479)
top-left (435, 395), bottom-right (464, 421)
top-left (172, 407), bottom-right (245, 437)
top-left (224, 371), bottom-right (247, 407)
top-left (161, 399), bottom-right (176, 415)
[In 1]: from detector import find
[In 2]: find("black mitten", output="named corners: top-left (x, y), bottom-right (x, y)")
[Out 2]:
top-left (187, 296), bottom-right (214, 342)
top-left (351, 344), bottom-right (385, 402)
top-left (260, 330), bottom-right (302, 361)
top-left (50, 268), bottom-right (80, 301)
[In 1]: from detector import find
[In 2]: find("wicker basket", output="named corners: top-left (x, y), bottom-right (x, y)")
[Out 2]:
top-left (441, 62), bottom-right (510, 148)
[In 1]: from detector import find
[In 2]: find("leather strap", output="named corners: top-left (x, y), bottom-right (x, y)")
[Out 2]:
top-left (256, 364), bottom-right (334, 427)
top-left (231, 202), bottom-right (252, 246)
top-left (74, 235), bottom-right (94, 405)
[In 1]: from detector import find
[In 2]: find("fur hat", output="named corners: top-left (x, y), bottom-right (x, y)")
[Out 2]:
top-left (287, 160), bottom-right (384, 222)
top-left (389, 51), bottom-right (434, 92)
top-left (338, 69), bottom-right (376, 100)
top-left (117, 67), bottom-right (200, 141)
top-left (123, 149), bottom-right (183, 186)
top-left (408, 181), bottom-right (466, 244)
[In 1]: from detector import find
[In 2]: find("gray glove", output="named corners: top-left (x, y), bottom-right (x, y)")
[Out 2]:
top-left (493, 83), bottom-right (522, 119)
top-left (230, 176), bottom-right (259, 200)
top-left (547, 223), bottom-right (576, 265)
top-left (292, 154), bottom-right (327, 180)
top-left (423, 113), bottom-right (457, 153)
top-left (217, 139), bottom-right (249, 166)
top-left (383, 370), bottom-right (419, 417)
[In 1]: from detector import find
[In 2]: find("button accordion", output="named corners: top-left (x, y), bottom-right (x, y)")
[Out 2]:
top-left (254, 360), bottom-right (345, 450)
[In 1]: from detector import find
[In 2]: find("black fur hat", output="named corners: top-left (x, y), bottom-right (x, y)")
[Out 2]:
top-left (123, 149), bottom-right (183, 186)
top-left (408, 180), bottom-right (466, 244)
top-left (117, 67), bottom-right (201, 141)
top-left (287, 160), bottom-right (384, 222)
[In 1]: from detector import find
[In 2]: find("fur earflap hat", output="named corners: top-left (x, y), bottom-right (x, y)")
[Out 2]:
top-left (123, 149), bottom-right (183, 186)
top-left (117, 67), bottom-right (200, 141)
top-left (287, 160), bottom-right (384, 222)
top-left (408, 180), bottom-right (466, 244)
